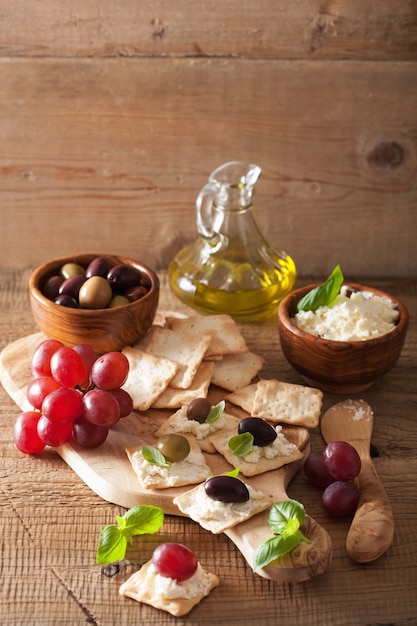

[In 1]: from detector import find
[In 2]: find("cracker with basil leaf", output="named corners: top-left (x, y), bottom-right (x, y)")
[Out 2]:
top-left (209, 423), bottom-right (303, 477)
top-left (126, 434), bottom-right (212, 489)
top-left (155, 400), bottom-right (240, 453)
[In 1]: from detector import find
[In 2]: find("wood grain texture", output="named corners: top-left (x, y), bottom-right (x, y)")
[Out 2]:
top-left (0, 1), bottom-right (416, 60)
top-left (1, 57), bottom-right (416, 275)
top-left (1, 269), bottom-right (417, 624)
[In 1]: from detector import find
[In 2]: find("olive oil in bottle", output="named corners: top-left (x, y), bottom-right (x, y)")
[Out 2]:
top-left (168, 161), bottom-right (296, 322)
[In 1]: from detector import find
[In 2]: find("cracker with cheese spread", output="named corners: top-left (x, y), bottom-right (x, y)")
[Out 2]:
top-left (154, 406), bottom-right (240, 453)
top-left (209, 425), bottom-right (304, 477)
top-left (173, 481), bottom-right (271, 534)
top-left (126, 436), bottom-right (212, 489)
top-left (119, 561), bottom-right (219, 617)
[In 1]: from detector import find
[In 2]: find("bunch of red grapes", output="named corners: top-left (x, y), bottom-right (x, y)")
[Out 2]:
top-left (304, 441), bottom-right (361, 518)
top-left (13, 339), bottom-right (133, 455)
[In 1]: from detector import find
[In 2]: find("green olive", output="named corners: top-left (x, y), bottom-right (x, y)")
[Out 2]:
top-left (156, 434), bottom-right (190, 463)
top-left (79, 276), bottom-right (113, 309)
top-left (109, 294), bottom-right (130, 308)
top-left (60, 262), bottom-right (86, 280)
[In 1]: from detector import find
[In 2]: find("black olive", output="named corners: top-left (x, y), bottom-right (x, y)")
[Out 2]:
top-left (186, 397), bottom-right (211, 423)
top-left (204, 475), bottom-right (250, 503)
top-left (238, 417), bottom-right (277, 447)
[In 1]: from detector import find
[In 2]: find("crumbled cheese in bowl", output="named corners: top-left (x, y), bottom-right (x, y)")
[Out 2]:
top-left (293, 287), bottom-right (399, 341)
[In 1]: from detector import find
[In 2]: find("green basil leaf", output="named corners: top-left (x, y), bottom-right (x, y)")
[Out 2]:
top-left (206, 400), bottom-right (225, 424)
top-left (228, 432), bottom-right (254, 457)
top-left (296, 265), bottom-right (344, 313)
top-left (122, 505), bottom-right (164, 536)
top-left (253, 533), bottom-right (301, 571)
top-left (268, 499), bottom-right (306, 534)
top-left (96, 524), bottom-right (127, 564)
top-left (141, 445), bottom-right (170, 467)
top-left (223, 466), bottom-right (240, 478)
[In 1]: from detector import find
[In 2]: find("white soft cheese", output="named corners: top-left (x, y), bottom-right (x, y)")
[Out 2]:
top-left (144, 563), bottom-right (212, 600)
top-left (131, 448), bottom-right (208, 487)
top-left (187, 483), bottom-right (265, 523)
top-left (242, 425), bottom-right (297, 464)
top-left (293, 287), bottom-right (399, 341)
top-left (167, 406), bottom-right (227, 440)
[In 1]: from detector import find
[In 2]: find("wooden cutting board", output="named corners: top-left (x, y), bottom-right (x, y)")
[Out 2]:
top-left (0, 331), bottom-right (332, 583)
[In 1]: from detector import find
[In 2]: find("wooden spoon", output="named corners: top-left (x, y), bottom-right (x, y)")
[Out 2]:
top-left (321, 399), bottom-right (394, 563)
top-left (225, 447), bottom-right (333, 583)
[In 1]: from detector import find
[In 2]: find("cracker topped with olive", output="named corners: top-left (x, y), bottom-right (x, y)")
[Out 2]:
top-left (209, 417), bottom-right (304, 477)
top-left (154, 397), bottom-right (240, 454)
top-left (173, 473), bottom-right (271, 534)
top-left (126, 433), bottom-right (212, 489)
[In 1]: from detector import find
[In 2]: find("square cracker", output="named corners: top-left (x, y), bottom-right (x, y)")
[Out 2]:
top-left (211, 351), bottom-right (264, 392)
top-left (119, 560), bottom-right (219, 617)
top-left (173, 481), bottom-right (271, 534)
top-left (145, 326), bottom-right (212, 389)
top-left (126, 436), bottom-right (212, 489)
top-left (251, 379), bottom-right (323, 429)
top-left (209, 427), bottom-right (304, 477)
top-left (226, 383), bottom-right (258, 413)
top-left (121, 346), bottom-right (179, 411)
top-left (155, 408), bottom-right (240, 453)
top-left (165, 314), bottom-right (248, 357)
top-left (152, 361), bottom-right (214, 410)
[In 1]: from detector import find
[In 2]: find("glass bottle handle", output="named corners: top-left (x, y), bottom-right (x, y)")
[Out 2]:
top-left (196, 181), bottom-right (220, 239)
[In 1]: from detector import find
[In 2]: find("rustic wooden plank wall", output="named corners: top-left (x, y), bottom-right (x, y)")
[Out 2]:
top-left (0, 1), bottom-right (416, 277)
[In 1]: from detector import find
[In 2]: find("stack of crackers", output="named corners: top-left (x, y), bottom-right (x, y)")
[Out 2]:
top-left (122, 313), bottom-right (265, 411)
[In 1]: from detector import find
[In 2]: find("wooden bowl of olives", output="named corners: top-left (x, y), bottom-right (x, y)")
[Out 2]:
top-left (29, 253), bottom-right (159, 354)
top-left (278, 282), bottom-right (409, 394)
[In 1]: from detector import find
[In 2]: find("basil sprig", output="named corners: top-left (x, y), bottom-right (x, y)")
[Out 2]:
top-left (228, 432), bottom-right (254, 457)
top-left (206, 400), bottom-right (225, 424)
top-left (253, 500), bottom-right (311, 571)
top-left (96, 505), bottom-right (164, 564)
top-left (141, 445), bottom-right (170, 467)
top-left (296, 265), bottom-right (344, 313)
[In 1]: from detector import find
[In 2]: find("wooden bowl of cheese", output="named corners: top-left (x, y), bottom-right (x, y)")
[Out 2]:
top-left (278, 282), bottom-right (409, 394)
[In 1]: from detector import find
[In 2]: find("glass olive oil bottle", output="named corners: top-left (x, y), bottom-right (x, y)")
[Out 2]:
top-left (168, 161), bottom-right (296, 322)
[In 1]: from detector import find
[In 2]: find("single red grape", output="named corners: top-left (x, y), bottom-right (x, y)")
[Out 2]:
top-left (31, 339), bottom-right (64, 377)
top-left (90, 351), bottom-right (129, 390)
top-left (42, 387), bottom-right (83, 423)
top-left (73, 343), bottom-right (97, 389)
top-left (82, 389), bottom-right (121, 427)
top-left (323, 441), bottom-right (361, 481)
top-left (26, 376), bottom-right (60, 410)
top-left (152, 543), bottom-right (198, 582)
top-left (13, 411), bottom-right (46, 454)
top-left (37, 414), bottom-right (73, 447)
top-left (73, 417), bottom-right (109, 448)
top-left (50, 346), bottom-right (87, 388)
top-left (304, 450), bottom-right (335, 488)
top-left (107, 388), bottom-right (133, 417)
top-left (322, 480), bottom-right (360, 518)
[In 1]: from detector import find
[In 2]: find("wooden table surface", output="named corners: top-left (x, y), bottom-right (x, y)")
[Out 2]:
top-left (1, 268), bottom-right (416, 626)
